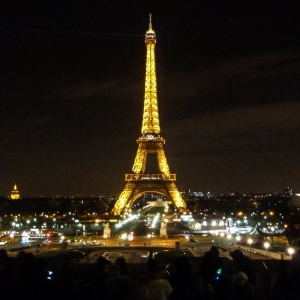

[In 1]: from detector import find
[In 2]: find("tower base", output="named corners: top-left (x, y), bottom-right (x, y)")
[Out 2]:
top-left (112, 176), bottom-right (188, 216)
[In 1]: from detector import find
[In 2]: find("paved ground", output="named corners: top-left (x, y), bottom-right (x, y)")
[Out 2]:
top-left (89, 249), bottom-right (150, 263)
top-left (6, 235), bottom-right (288, 261)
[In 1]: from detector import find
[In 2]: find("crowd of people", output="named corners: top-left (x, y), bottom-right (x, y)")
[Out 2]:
top-left (0, 246), bottom-right (300, 300)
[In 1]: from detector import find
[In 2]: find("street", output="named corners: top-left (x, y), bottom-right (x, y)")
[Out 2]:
top-left (2, 234), bottom-right (279, 260)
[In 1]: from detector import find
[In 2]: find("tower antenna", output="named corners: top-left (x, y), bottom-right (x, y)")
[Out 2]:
top-left (149, 13), bottom-right (152, 30)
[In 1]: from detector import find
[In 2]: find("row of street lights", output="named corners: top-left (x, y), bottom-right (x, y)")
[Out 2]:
top-left (101, 233), bottom-right (295, 258)
top-left (219, 233), bottom-right (294, 259)
top-left (227, 235), bottom-right (295, 259)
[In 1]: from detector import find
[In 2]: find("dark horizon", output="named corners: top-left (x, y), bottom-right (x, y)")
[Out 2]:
top-left (1, 187), bottom-right (295, 199)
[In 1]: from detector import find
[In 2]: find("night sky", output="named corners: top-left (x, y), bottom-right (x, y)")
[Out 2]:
top-left (1, 1), bottom-right (299, 196)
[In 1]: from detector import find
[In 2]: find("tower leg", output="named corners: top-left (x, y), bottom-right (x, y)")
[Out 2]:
top-left (132, 148), bottom-right (147, 173)
top-left (157, 148), bottom-right (170, 174)
top-left (112, 182), bottom-right (135, 215)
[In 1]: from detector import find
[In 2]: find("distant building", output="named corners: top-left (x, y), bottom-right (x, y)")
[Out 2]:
top-left (283, 186), bottom-right (293, 196)
top-left (290, 194), bottom-right (300, 208)
top-left (10, 184), bottom-right (20, 200)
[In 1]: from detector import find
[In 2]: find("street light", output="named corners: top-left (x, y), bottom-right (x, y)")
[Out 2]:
top-left (264, 242), bottom-right (270, 257)
top-left (103, 234), bottom-right (107, 246)
top-left (247, 238), bottom-right (253, 247)
top-left (288, 248), bottom-right (294, 257)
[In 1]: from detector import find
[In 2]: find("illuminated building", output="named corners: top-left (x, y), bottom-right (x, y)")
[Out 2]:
top-left (10, 184), bottom-right (20, 200)
top-left (112, 15), bottom-right (188, 216)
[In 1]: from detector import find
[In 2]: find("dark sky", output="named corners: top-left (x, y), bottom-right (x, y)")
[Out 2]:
top-left (1, 1), bottom-right (299, 196)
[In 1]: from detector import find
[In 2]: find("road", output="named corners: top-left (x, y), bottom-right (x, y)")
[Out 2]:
top-left (2, 232), bottom-right (285, 261)
top-left (2, 235), bottom-right (272, 260)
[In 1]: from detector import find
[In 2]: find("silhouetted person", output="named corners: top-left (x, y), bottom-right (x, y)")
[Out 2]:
top-left (201, 246), bottom-right (223, 299)
top-left (272, 250), bottom-right (300, 300)
top-left (84, 256), bottom-right (111, 299)
top-left (147, 249), bottom-right (154, 261)
top-left (233, 271), bottom-right (256, 300)
top-left (0, 256), bottom-right (23, 298)
top-left (134, 258), bottom-right (172, 300)
top-left (0, 248), bottom-right (8, 271)
top-left (213, 274), bottom-right (235, 300)
top-left (104, 264), bottom-right (131, 300)
top-left (230, 249), bottom-right (256, 286)
top-left (169, 256), bottom-right (203, 300)
top-left (115, 256), bottom-right (129, 275)
top-left (201, 246), bottom-right (223, 285)
top-left (9, 252), bottom-right (56, 299)
top-left (56, 258), bottom-right (79, 299)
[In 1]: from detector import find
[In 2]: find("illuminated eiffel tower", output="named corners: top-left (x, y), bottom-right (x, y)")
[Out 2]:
top-left (112, 15), bottom-right (188, 216)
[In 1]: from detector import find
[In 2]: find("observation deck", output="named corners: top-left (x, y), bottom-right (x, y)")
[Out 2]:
top-left (125, 174), bottom-right (176, 182)
top-left (137, 135), bottom-right (165, 143)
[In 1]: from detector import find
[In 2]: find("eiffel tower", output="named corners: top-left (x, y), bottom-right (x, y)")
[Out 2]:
top-left (112, 15), bottom-right (188, 216)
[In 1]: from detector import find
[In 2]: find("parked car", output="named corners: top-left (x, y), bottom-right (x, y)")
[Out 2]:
top-left (59, 239), bottom-right (69, 244)
top-left (189, 238), bottom-right (197, 243)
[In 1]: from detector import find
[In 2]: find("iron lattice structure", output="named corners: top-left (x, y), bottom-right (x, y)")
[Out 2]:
top-left (112, 15), bottom-right (188, 216)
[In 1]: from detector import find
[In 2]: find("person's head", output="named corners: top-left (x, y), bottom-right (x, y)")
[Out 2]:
top-left (115, 256), bottom-right (129, 274)
top-left (16, 251), bottom-right (36, 275)
top-left (234, 271), bottom-right (248, 286)
top-left (115, 256), bottom-right (127, 268)
top-left (96, 256), bottom-right (111, 274)
top-left (230, 249), bottom-right (243, 260)
top-left (210, 246), bottom-right (219, 256)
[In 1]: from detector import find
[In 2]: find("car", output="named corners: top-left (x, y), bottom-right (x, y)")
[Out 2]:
top-left (189, 238), bottom-right (197, 243)
top-left (20, 241), bottom-right (30, 246)
top-left (59, 239), bottom-right (68, 244)
top-left (91, 241), bottom-right (105, 246)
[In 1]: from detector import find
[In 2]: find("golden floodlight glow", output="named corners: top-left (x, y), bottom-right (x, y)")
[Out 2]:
top-left (111, 15), bottom-right (188, 216)
top-left (10, 183), bottom-right (20, 200)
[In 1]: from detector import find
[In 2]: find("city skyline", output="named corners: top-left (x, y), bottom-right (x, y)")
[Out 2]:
top-left (1, 183), bottom-right (295, 198)
top-left (1, 2), bottom-right (299, 196)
